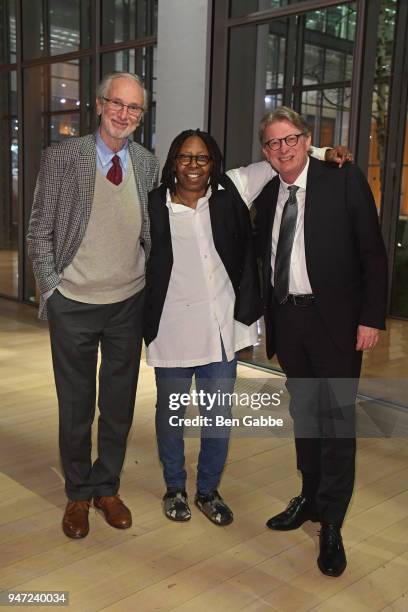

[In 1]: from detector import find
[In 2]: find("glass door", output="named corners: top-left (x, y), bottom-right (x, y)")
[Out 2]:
top-left (390, 105), bottom-right (408, 317)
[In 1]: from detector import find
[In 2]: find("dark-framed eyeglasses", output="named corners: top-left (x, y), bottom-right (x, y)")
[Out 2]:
top-left (175, 154), bottom-right (212, 166)
top-left (263, 132), bottom-right (306, 151)
top-left (102, 96), bottom-right (145, 117)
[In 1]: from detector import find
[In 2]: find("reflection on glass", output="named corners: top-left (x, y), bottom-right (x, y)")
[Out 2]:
top-left (229, 0), bottom-right (314, 18)
top-left (226, 22), bottom-right (288, 168)
top-left (51, 62), bottom-right (80, 112)
top-left (376, 0), bottom-right (397, 78)
top-left (300, 4), bottom-right (355, 147)
top-left (50, 114), bottom-right (81, 143)
top-left (264, 94), bottom-right (283, 112)
top-left (305, 4), bottom-right (356, 40)
top-left (101, 47), bottom-right (156, 151)
top-left (266, 29), bottom-right (285, 89)
top-left (0, 0), bottom-right (17, 63)
top-left (230, 0), bottom-right (288, 19)
top-left (0, 71), bottom-right (18, 298)
top-left (22, 0), bottom-right (89, 59)
top-left (303, 45), bottom-right (353, 88)
top-left (368, 85), bottom-right (389, 211)
top-left (390, 109), bottom-right (408, 317)
top-left (367, 0), bottom-right (397, 211)
top-left (302, 88), bottom-right (351, 147)
top-left (303, 44), bottom-right (324, 87)
top-left (23, 59), bottom-right (92, 303)
top-left (102, 0), bottom-right (158, 44)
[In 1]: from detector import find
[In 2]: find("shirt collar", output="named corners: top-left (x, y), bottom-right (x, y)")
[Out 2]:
top-left (95, 129), bottom-right (128, 169)
top-left (279, 156), bottom-right (309, 192)
top-left (165, 183), bottom-right (224, 213)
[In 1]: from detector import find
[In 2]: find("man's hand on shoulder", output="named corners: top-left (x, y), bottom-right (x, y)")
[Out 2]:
top-left (356, 325), bottom-right (380, 351)
top-left (325, 146), bottom-right (353, 167)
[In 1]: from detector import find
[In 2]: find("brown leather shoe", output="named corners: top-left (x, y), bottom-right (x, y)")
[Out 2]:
top-left (62, 500), bottom-right (90, 539)
top-left (94, 495), bottom-right (132, 529)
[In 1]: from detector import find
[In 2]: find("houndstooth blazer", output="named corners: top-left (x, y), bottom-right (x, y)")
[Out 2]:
top-left (27, 133), bottom-right (159, 320)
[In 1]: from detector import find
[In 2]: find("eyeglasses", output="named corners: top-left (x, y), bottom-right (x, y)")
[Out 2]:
top-left (102, 96), bottom-right (145, 117)
top-left (175, 154), bottom-right (212, 166)
top-left (263, 132), bottom-right (306, 151)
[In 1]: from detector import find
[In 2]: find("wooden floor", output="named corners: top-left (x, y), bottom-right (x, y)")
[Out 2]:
top-left (0, 250), bottom-right (18, 298)
top-left (1, 299), bottom-right (408, 611)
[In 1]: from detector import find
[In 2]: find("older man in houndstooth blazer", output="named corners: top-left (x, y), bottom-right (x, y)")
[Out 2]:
top-left (27, 72), bottom-right (159, 539)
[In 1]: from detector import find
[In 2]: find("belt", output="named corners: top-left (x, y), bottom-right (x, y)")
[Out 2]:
top-left (285, 294), bottom-right (316, 306)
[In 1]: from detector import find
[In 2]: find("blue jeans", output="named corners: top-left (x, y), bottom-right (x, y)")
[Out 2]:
top-left (155, 345), bottom-right (237, 494)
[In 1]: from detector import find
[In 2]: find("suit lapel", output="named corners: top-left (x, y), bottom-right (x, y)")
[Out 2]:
top-left (129, 143), bottom-right (147, 211)
top-left (304, 156), bottom-right (324, 252)
top-left (264, 177), bottom-right (280, 297)
top-left (77, 135), bottom-right (97, 232)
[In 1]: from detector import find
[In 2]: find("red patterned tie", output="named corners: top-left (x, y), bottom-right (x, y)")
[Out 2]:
top-left (106, 154), bottom-right (122, 185)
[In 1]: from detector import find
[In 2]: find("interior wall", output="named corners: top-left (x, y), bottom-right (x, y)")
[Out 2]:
top-left (155, 0), bottom-right (212, 169)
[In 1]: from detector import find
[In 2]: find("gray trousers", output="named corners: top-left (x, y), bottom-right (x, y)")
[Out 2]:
top-left (47, 288), bottom-right (144, 500)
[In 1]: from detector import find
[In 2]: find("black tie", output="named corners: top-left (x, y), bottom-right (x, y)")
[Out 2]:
top-left (274, 185), bottom-right (299, 304)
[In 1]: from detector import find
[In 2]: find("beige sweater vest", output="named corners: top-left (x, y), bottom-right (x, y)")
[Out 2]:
top-left (59, 160), bottom-right (145, 303)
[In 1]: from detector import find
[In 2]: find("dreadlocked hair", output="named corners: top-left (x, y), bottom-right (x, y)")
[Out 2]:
top-left (160, 129), bottom-right (224, 195)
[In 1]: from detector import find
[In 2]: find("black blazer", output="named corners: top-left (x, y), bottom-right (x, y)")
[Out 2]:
top-left (144, 175), bottom-right (262, 346)
top-left (254, 157), bottom-right (388, 358)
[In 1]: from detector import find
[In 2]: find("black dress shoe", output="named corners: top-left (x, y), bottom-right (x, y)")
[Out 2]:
top-left (266, 495), bottom-right (318, 530)
top-left (317, 524), bottom-right (347, 577)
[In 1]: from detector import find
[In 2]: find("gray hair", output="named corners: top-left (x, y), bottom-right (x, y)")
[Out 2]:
top-left (259, 106), bottom-right (310, 144)
top-left (96, 72), bottom-right (148, 110)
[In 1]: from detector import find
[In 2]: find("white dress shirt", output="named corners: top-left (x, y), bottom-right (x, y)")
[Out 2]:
top-left (270, 157), bottom-right (313, 294)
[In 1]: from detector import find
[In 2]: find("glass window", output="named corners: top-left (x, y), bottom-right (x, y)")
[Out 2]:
top-left (23, 59), bottom-right (92, 304)
top-left (101, 0), bottom-right (158, 44)
top-left (0, 70), bottom-right (18, 298)
top-left (22, 0), bottom-right (90, 59)
top-left (302, 43), bottom-right (325, 87)
top-left (0, 0), bottom-right (17, 64)
top-left (367, 0), bottom-right (397, 211)
top-left (305, 4), bottom-right (356, 40)
top-left (390, 107), bottom-right (408, 318)
top-left (50, 62), bottom-right (81, 112)
top-left (299, 4), bottom-right (356, 147)
top-left (302, 87), bottom-right (351, 147)
top-left (225, 20), bottom-right (288, 169)
top-left (266, 26), bottom-right (286, 90)
top-left (101, 47), bottom-right (156, 151)
top-left (230, 1), bottom-right (290, 19)
top-left (49, 114), bottom-right (81, 144)
top-left (230, 0), bottom-right (312, 18)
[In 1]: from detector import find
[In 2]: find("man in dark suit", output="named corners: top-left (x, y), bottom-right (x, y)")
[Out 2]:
top-left (254, 106), bottom-right (387, 576)
top-left (27, 72), bottom-right (159, 538)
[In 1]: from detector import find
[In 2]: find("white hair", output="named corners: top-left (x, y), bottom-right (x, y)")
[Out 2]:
top-left (96, 72), bottom-right (148, 110)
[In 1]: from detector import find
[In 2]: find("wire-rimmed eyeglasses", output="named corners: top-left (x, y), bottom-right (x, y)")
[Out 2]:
top-left (102, 96), bottom-right (145, 117)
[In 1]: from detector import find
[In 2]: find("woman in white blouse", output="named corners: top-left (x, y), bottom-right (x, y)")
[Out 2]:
top-left (144, 129), bottom-right (263, 526)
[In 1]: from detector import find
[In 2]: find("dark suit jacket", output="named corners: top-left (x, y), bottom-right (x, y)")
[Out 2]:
top-left (254, 157), bottom-right (388, 358)
top-left (144, 175), bottom-right (262, 346)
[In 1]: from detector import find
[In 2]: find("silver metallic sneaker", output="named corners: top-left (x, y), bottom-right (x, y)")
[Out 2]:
top-left (194, 490), bottom-right (233, 526)
top-left (163, 490), bottom-right (191, 522)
